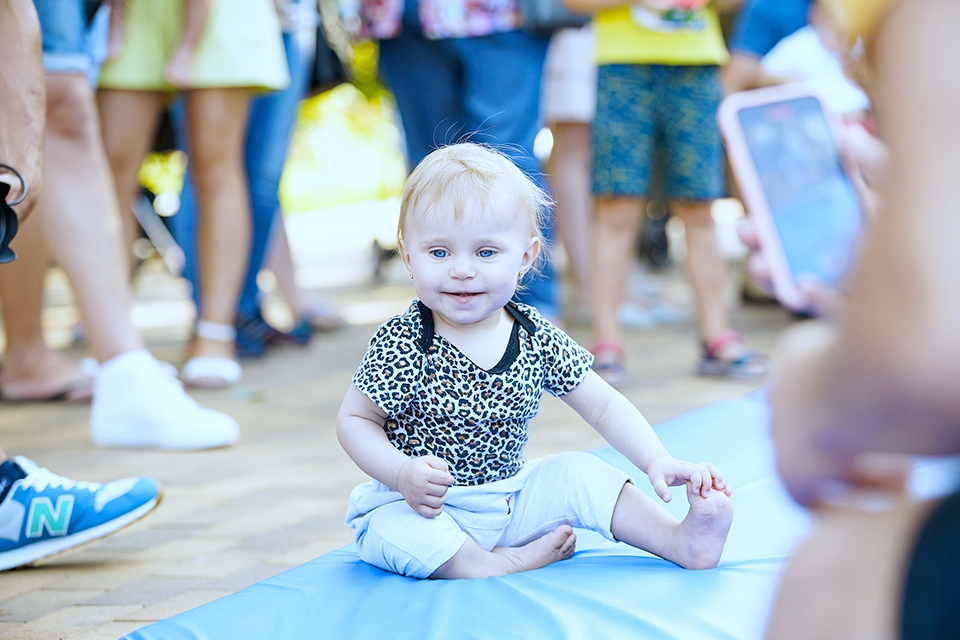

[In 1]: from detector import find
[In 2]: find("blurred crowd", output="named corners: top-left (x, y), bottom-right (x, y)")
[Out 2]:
top-left (8, 1), bottom-right (958, 638)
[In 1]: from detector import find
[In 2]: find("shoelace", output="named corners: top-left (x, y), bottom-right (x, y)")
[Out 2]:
top-left (16, 459), bottom-right (101, 494)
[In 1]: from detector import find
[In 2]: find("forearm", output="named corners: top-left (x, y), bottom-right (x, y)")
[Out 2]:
top-left (0, 0), bottom-right (45, 217)
top-left (565, 373), bottom-right (670, 473)
top-left (720, 54), bottom-right (794, 95)
top-left (177, 0), bottom-right (211, 54)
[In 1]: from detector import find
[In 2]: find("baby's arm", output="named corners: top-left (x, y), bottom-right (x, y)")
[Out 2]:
top-left (336, 385), bottom-right (455, 517)
top-left (561, 371), bottom-right (729, 501)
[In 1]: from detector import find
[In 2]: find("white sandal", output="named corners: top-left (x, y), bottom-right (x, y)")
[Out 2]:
top-left (181, 320), bottom-right (242, 389)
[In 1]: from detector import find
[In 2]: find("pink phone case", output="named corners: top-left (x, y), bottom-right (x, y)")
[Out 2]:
top-left (718, 82), bottom-right (860, 311)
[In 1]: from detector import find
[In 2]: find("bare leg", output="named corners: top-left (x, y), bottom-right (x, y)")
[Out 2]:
top-left (0, 216), bottom-right (91, 400)
top-left (591, 196), bottom-right (643, 347)
top-left (185, 88), bottom-right (252, 363)
top-left (265, 214), bottom-right (307, 319)
top-left (548, 121), bottom-right (593, 310)
top-left (669, 200), bottom-right (729, 344)
top-left (37, 74), bottom-right (147, 363)
top-left (430, 525), bottom-right (577, 579)
top-left (610, 481), bottom-right (733, 570)
top-left (96, 89), bottom-right (165, 259)
top-left (766, 498), bottom-right (932, 640)
top-left (38, 73), bottom-right (238, 449)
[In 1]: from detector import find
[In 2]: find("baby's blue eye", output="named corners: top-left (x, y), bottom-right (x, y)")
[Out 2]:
top-left (478, 249), bottom-right (495, 258)
top-left (431, 249), bottom-right (448, 258)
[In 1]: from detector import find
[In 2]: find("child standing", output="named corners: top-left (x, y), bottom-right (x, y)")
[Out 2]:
top-left (337, 143), bottom-right (733, 580)
top-left (564, 0), bottom-right (770, 386)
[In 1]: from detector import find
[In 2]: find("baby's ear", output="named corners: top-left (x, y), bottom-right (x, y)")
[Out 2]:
top-left (523, 236), bottom-right (541, 267)
top-left (397, 239), bottom-right (412, 268)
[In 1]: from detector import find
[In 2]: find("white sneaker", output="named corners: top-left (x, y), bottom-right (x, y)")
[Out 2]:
top-left (90, 350), bottom-right (240, 450)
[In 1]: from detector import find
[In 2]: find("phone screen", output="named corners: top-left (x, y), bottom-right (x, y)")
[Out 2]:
top-left (738, 96), bottom-right (863, 288)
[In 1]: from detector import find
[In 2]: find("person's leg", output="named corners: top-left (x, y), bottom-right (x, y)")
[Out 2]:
top-left (95, 88), bottom-right (165, 261)
top-left (453, 31), bottom-right (558, 317)
top-left (0, 215), bottom-right (92, 401)
top-left (658, 65), bottom-right (768, 379)
top-left (240, 29), bottom-right (313, 320)
top-left (588, 64), bottom-right (655, 385)
top-left (668, 199), bottom-right (728, 343)
top-left (548, 120), bottom-right (593, 312)
top-left (766, 497), bottom-right (935, 640)
top-left (181, 87), bottom-right (252, 384)
top-left (429, 525), bottom-right (576, 579)
top-left (609, 480), bottom-right (733, 570)
top-left (39, 74), bottom-right (146, 363)
top-left (591, 196), bottom-right (644, 350)
top-left (41, 73), bottom-right (239, 448)
top-left (264, 216), bottom-right (344, 333)
top-left (377, 32), bottom-right (460, 170)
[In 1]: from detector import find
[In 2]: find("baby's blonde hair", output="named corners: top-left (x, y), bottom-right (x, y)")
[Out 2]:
top-left (398, 143), bottom-right (551, 270)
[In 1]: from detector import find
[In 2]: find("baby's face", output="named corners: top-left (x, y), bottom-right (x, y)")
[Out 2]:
top-left (400, 190), bottom-right (539, 331)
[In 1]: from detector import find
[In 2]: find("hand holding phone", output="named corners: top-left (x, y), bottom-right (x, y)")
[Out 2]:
top-left (718, 83), bottom-right (865, 312)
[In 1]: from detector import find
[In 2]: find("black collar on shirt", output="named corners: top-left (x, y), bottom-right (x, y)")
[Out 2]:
top-left (416, 300), bottom-right (536, 373)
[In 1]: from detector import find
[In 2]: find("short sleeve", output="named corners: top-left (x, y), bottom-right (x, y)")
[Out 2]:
top-left (526, 309), bottom-right (594, 397)
top-left (728, 0), bottom-right (810, 57)
top-left (352, 315), bottom-right (425, 416)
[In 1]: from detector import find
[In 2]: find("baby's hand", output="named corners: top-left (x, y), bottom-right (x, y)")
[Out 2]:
top-left (397, 455), bottom-right (455, 518)
top-left (646, 456), bottom-right (731, 502)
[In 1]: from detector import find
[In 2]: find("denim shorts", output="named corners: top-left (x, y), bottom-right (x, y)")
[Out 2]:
top-left (346, 451), bottom-right (630, 578)
top-left (592, 63), bottom-right (725, 200)
top-left (33, 0), bottom-right (107, 79)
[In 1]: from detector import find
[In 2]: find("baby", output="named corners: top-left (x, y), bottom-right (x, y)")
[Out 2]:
top-left (337, 143), bottom-right (733, 579)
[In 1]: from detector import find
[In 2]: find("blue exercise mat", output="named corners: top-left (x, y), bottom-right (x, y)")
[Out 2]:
top-left (125, 391), bottom-right (811, 640)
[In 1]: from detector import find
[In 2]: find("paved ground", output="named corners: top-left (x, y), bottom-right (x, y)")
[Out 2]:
top-left (0, 245), bottom-right (797, 639)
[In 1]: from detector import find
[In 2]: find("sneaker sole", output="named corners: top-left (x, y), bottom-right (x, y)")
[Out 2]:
top-left (0, 491), bottom-right (162, 572)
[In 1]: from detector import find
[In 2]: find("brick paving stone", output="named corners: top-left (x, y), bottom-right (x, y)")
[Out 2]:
top-left (197, 563), bottom-right (294, 592)
top-left (0, 605), bottom-right (142, 639)
top-left (0, 589), bottom-right (104, 623)
top-left (80, 577), bottom-right (204, 607)
top-left (117, 590), bottom-right (235, 622)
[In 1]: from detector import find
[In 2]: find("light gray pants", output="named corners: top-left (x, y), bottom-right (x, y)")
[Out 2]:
top-left (346, 452), bottom-right (631, 578)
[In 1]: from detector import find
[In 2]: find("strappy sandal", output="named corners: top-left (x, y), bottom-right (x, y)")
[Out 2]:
top-left (697, 330), bottom-right (770, 380)
top-left (590, 340), bottom-right (628, 388)
top-left (181, 320), bottom-right (242, 389)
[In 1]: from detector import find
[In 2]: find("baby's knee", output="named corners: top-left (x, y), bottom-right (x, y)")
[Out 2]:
top-left (357, 506), bottom-right (467, 579)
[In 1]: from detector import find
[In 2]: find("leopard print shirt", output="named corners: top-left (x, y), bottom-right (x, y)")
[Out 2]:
top-left (352, 301), bottom-right (594, 486)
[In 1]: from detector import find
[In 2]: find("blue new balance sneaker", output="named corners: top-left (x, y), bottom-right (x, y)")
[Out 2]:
top-left (0, 457), bottom-right (161, 571)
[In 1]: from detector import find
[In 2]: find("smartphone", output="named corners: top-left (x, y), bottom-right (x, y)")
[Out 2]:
top-left (718, 83), bottom-right (865, 312)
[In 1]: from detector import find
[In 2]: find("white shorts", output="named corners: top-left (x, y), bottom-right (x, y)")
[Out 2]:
top-left (540, 25), bottom-right (598, 124)
top-left (346, 451), bottom-right (631, 578)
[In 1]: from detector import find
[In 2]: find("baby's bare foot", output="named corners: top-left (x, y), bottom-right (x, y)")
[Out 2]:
top-left (492, 525), bottom-right (576, 574)
top-left (677, 483), bottom-right (734, 570)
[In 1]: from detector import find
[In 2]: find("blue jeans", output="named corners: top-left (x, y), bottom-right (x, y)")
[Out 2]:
top-left (378, 25), bottom-right (558, 317)
top-left (169, 28), bottom-right (315, 314)
top-left (33, 0), bottom-right (109, 84)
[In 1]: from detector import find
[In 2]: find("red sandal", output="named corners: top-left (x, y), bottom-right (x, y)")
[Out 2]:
top-left (697, 330), bottom-right (770, 380)
top-left (590, 340), bottom-right (628, 388)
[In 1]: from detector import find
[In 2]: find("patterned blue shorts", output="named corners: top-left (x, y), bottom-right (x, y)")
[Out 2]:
top-left (592, 64), bottom-right (725, 201)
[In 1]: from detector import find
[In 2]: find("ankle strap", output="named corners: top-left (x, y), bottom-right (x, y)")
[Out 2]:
top-left (704, 330), bottom-right (742, 357)
top-left (196, 319), bottom-right (237, 342)
top-left (590, 340), bottom-right (624, 356)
